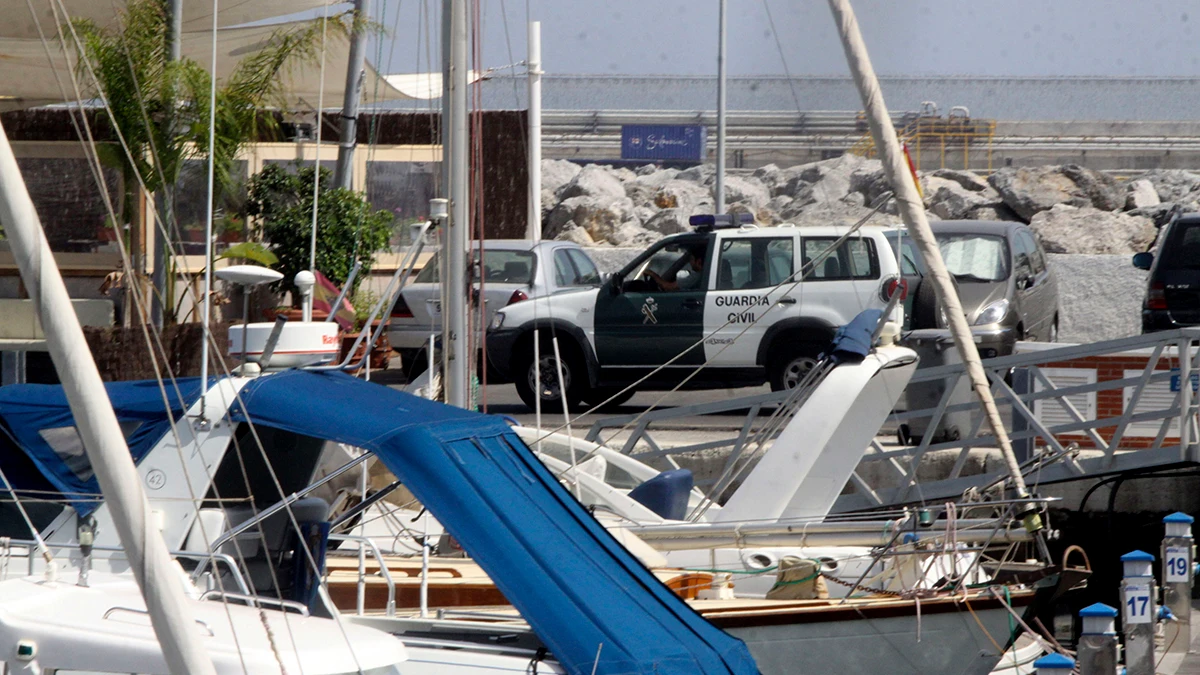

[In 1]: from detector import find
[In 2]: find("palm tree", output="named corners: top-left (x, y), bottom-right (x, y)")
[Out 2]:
top-left (71, 0), bottom-right (340, 321)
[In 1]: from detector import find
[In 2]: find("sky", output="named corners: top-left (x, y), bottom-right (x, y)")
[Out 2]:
top-left (360, 0), bottom-right (1200, 78)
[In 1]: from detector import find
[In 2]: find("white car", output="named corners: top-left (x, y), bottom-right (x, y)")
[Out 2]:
top-left (389, 239), bottom-right (603, 376)
top-left (486, 218), bottom-right (905, 411)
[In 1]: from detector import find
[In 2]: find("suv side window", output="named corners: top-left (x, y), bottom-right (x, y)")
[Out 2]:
top-left (717, 237), bottom-right (795, 290)
top-left (802, 237), bottom-right (879, 280)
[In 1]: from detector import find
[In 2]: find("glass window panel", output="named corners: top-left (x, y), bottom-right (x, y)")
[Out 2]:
top-left (554, 248), bottom-right (575, 286)
top-left (565, 249), bottom-right (600, 286)
top-left (366, 161), bottom-right (439, 250)
top-left (39, 421), bottom-right (143, 482)
top-left (16, 157), bottom-right (123, 253)
top-left (174, 159), bottom-right (249, 255)
top-left (802, 237), bottom-right (877, 280)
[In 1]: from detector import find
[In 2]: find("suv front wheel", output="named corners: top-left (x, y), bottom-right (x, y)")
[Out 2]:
top-left (514, 343), bottom-right (588, 413)
top-left (769, 343), bottom-right (824, 391)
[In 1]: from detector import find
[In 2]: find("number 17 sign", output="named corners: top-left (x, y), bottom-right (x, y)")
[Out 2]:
top-left (1123, 582), bottom-right (1153, 625)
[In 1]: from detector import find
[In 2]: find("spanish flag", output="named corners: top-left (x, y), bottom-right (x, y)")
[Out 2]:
top-left (903, 142), bottom-right (923, 199)
top-left (312, 271), bottom-right (356, 331)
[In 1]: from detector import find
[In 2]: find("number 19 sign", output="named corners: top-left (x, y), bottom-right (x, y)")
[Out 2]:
top-left (1166, 546), bottom-right (1191, 583)
top-left (1123, 582), bottom-right (1153, 625)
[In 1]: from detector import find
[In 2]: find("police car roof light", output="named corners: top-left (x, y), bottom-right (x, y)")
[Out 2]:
top-left (689, 213), bottom-right (755, 230)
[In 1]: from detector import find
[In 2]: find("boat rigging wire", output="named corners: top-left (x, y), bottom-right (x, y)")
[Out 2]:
top-left (29, 4), bottom-right (378, 670)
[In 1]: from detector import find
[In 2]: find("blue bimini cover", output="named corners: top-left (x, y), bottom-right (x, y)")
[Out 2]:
top-left (231, 371), bottom-right (759, 675)
top-left (0, 378), bottom-right (203, 516)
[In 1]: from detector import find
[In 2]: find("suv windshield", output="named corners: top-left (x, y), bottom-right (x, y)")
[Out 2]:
top-left (415, 249), bottom-right (536, 284)
top-left (936, 233), bottom-right (1009, 282)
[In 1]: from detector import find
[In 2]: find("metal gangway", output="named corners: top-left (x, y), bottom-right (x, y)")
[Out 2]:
top-left (585, 328), bottom-right (1200, 514)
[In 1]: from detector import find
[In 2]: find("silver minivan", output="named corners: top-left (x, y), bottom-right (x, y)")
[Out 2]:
top-left (892, 220), bottom-right (1061, 356)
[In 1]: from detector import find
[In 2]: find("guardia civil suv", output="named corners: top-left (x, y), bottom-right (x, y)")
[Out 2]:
top-left (486, 216), bottom-right (905, 412)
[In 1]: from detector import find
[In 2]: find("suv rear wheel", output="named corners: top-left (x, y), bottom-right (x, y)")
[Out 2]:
top-left (769, 343), bottom-right (824, 391)
top-left (514, 341), bottom-right (587, 413)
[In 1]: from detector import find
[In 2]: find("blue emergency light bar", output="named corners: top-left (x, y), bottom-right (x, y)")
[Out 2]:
top-left (689, 213), bottom-right (755, 230)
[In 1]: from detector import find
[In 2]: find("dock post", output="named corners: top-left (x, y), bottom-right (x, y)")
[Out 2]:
top-left (1032, 653), bottom-right (1074, 675)
top-left (1162, 511), bottom-right (1194, 653)
top-left (1076, 603), bottom-right (1118, 675)
top-left (1120, 550), bottom-right (1157, 675)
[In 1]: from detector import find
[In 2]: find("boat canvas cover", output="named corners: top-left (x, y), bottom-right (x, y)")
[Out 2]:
top-left (231, 371), bottom-right (758, 675)
top-left (0, 378), bottom-right (202, 515)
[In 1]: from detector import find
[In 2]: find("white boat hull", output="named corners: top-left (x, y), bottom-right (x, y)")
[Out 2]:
top-left (721, 598), bottom-right (1021, 675)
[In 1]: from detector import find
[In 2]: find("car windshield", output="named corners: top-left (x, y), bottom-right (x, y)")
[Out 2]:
top-left (415, 248), bottom-right (536, 284)
top-left (935, 233), bottom-right (1009, 282)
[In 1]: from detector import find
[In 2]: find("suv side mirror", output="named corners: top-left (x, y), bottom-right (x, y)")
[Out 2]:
top-left (1132, 251), bottom-right (1154, 270)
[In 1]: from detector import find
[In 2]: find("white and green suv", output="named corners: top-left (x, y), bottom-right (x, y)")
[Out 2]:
top-left (486, 219), bottom-right (904, 412)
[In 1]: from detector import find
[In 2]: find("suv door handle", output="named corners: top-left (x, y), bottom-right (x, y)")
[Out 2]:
top-left (777, 297), bottom-right (797, 305)
top-left (683, 298), bottom-right (703, 310)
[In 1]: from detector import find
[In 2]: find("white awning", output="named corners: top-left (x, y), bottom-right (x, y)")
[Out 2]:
top-left (0, 21), bottom-right (416, 111)
top-left (382, 70), bottom-right (485, 100)
top-left (4, 0), bottom-right (335, 39)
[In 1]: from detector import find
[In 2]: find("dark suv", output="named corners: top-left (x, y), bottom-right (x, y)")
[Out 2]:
top-left (1135, 214), bottom-right (1200, 332)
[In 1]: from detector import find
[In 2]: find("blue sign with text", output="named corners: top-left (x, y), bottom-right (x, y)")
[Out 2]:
top-left (1170, 370), bottom-right (1199, 393)
top-left (621, 125), bottom-right (707, 162)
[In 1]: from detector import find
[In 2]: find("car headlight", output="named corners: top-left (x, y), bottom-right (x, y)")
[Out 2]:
top-left (974, 299), bottom-right (1010, 326)
top-left (489, 311), bottom-right (506, 330)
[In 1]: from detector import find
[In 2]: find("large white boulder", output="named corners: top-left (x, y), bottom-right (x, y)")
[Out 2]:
top-left (722, 175), bottom-right (771, 211)
top-left (1028, 204), bottom-right (1155, 255)
top-left (1125, 179), bottom-right (1161, 210)
top-left (988, 165), bottom-right (1122, 221)
top-left (545, 195), bottom-right (636, 244)
top-left (558, 164), bottom-right (627, 202)
top-left (653, 179), bottom-right (715, 215)
top-left (1136, 169), bottom-right (1200, 203)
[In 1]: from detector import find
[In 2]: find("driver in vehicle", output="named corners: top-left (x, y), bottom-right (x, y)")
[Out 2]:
top-left (647, 245), bottom-right (706, 292)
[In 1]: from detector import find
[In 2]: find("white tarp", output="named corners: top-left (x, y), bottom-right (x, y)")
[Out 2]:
top-left (0, 21), bottom-right (412, 111)
top-left (383, 70), bottom-right (485, 100)
top-left (3, 0), bottom-right (335, 39)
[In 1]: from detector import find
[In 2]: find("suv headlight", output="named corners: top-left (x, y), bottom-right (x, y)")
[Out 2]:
top-left (489, 311), bottom-right (506, 330)
top-left (974, 299), bottom-right (1010, 326)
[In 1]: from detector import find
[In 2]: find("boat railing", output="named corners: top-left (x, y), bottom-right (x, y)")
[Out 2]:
top-left (327, 533), bottom-right (397, 617)
top-left (0, 537), bottom-right (251, 595)
top-left (197, 590), bottom-right (310, 616)
top-left (584, 328), bottom-right (1200, 512)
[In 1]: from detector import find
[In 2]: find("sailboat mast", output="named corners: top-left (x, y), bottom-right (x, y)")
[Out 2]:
top-left (526, 20), bottom-right (542, 242)
top-left (442, 0), bottom-right (470, 407)
top-left (334, 0), bottom-right (370, 190)
top-left (714, 0), bottom-right (727, 213)
top-left (825, 0), bottom-right (1036, 512)
top-left (0, 123), bottom-right (217, 673)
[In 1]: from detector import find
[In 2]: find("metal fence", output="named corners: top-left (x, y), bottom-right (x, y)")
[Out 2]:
top-left (585, 328), bottom-right (1200, 515)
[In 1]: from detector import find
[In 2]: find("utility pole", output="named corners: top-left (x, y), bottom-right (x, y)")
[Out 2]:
top-left (442, 0), bottom-right (469, 408)
top-left (525, 21), bottom-right (542, 240)
top-left (714, 0), bottom-right (727, 213)
top-left (150, 0), bottom-right (183, 327)
top-left (333, 0), bottom-right (370, 190)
